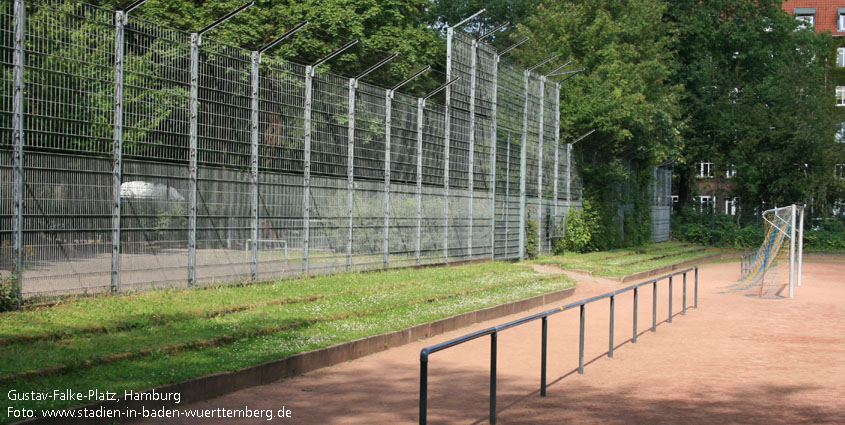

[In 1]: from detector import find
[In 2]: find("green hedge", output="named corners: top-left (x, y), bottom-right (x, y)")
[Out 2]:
top-left (671, 210), bottom-right (845, 251)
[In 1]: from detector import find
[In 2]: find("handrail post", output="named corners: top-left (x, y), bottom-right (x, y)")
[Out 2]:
top-left (420, 358), bottom-right (428, 425)
top-left (695, 267), bottom-right (699, 308)
top-left (490, 332), bottom-right (498, 425)
top-left (682, 272), bottom-right (687, 315)
top-left (578, 304), bottom-right (585, 374)
top-left (633, 287), bottom-right (638, 343)
top-left (668, 276), bottom-right (673, 323)
top-left (608, 295), bottom-right (615, 358)
top-left (418, 268), bottom-right (704, 422)
top-left (540, 316), bottom-right (548, 396)
top-left (652, 281), bottom-right (657, 332)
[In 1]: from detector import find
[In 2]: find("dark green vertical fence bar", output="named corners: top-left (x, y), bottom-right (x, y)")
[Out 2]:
top-left (668, 276), bottom-right (673, 323)
top-left (540, 316), bottom-right (547, 396)
top-left (695, 267), bottom-right (699, 308)
top-left (578, 304), bottom-right (585, 374)
top-left (608, 295), bottom-right (615, 358)
top-left (633, 287), bottom-right (638, 343)
top-left (652, 281), bottom-right (657, 332)
top-left (490, 332), bottom-right (497, 425)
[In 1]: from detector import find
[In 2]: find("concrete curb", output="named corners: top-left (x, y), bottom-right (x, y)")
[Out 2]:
top-left (16, 286), bottom-right (576, 425)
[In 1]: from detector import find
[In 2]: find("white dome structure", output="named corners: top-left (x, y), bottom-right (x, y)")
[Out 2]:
top-left (120, 181), bottom-right (185, 201)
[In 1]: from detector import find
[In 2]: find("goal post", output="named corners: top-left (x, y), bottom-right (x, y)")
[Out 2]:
top-left (725, 204), bottom-right (804, 299)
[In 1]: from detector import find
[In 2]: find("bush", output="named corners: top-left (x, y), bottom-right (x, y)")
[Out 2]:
top-left (0, 275), bottom-right (20, 312)
top-left (671, 207), bottom-right (845, 251)
top-left (563, 206), bottom-right (593, 253)
top-left (525, 219), bottom-right (539, 259)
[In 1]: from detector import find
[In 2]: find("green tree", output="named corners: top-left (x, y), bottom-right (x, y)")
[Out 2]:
top-left (514, 0), bottom-right (682, 248)
top-left (668, 0), bottom-right (843, 216)
top-left (98, 0), bottom-right (441, 84)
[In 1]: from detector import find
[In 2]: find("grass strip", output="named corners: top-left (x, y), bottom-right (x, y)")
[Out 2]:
top-left (0, 276), bottom-right (439, 345)
top-left (0, 274), bottom-right (573, 420)
top-left (531, 242), bottom-right (720, 277)
top-left (0, 262), bottom-right (519, 342)
top-left (0, 273), bottom-right (560, 384)
top-left (611, 247), bottom-right (706, 267)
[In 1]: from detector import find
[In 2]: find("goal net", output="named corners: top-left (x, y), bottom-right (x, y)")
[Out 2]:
top-left (724, 205), bottom-right (804, 299)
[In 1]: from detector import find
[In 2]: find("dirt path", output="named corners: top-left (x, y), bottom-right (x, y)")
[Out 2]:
top-left (135, 261), bottom-right (845, 425)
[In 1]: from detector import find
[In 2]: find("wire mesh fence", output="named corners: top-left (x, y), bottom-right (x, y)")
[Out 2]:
top-left (0, 0), bottom-right (666, 303)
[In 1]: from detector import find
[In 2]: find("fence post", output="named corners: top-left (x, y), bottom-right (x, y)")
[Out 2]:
top-left (467, 39), bottom-right (477, 260)
top-left (652, 281), bottom-right (657, 332)
top-left (110, 10), bottom-right (127, 294)
top-left (552, 83), bottom-right (560, 240)
top-left (419, 358), bottom-right (428, 425)
top-left (694, 267), bottom-right (699, 308)
top-left (12, 0), bottom-right (26, 307)
top-left (302, 65), bottom-right (313, 275)
top-left (633, 287), bottom-right (638, 343)
top-left (682, 272), bottom-right (687, 315)
top-left (504, 133), bottom-right (510, 257)
top-left (249, 51), bottom-right (260, 281)
top-left (578, 304), bottom-right (585, 374)
top-left (518, 71), bottom-right (529, 260)
top-left (416, 98), bottom-right (424, 265)
top-left (383, 89), bottom-right (392, 269)
top-left (444, 27), bottom-right (453, 264)
top-left (489, 55), bottom-right (499, 260)
top-left (566, 143), bottom-right (572, 208)
top-left (490, 332), bottom-right (497, 425)
top-left (668, 276), bottom-right (673, 323)
top-left (609, 295), bottom-right (615, 358)
top-left (347, 78), bottom-right (356, 271)
top-left (186, 32), bottom-right (199, 287)
top-left (540, 316), bottom-right (547, 396)
top-left (537, 75), bottom-right (544, 254)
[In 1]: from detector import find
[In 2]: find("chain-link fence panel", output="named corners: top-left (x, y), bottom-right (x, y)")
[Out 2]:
top-left (4, 2), bottom-right (602, 300)
top-left (1, 0), bottom-right (15, 283)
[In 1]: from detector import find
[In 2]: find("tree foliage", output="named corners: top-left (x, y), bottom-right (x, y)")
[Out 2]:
top-left (511, 0), bottom-right (682, 248)
top-left (94, 0), bottom-right (442, 81)
top-left (668, 0), bottom-right (843, 214)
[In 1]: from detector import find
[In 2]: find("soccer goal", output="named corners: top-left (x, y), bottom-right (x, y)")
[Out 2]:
top-left (727, 204), bottom-right (804, 299)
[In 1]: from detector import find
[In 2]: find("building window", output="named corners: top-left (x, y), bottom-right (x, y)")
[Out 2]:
top-left (725, 198), bottom-right (739, 216)
top-left (838, 48), bottom-right (845, 67)
top-left (699, 196), bottom-right (715, 213)
top-left (671, 195), bottom-right (678, 205)
top-left (839, 8), bottom-right (845, 31)
top-left (698, 162), bottom-right (713, 178)
top-left (794, 8), bottom-right (815, 30)
top-left (725, 164), bottom-right (736, 178)
top-left (835, 200), bottom-right (845, 217)
top-left (837, 87), bottom-right (845, 107)
top-left (837, 123), bottom-right (845, 143)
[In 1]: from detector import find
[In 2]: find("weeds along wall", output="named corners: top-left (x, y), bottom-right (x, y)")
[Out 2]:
top-left (0, 0), bottom-right (585, 302)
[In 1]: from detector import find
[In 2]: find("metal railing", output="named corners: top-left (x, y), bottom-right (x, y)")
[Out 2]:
top-left (419, 266), bottom-right (699, 425)
top-left (740, 252), bottom-right (757, 280)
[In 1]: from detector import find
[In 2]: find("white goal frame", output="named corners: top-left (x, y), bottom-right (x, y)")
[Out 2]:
top-left (760, 204), bottom-right (804, 298)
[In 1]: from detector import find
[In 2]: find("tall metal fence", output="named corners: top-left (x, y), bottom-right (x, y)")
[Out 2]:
top-left (1, 0), bottom-right (594, 301)
top-left (652, 167), bottom-right (672, 242)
